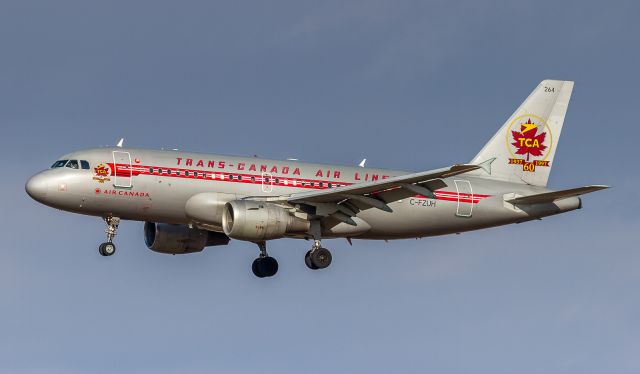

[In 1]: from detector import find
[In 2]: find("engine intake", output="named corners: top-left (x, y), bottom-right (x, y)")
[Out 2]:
top-left (222, 200), bottom-right (309, 241)
top-left (144, 222), bottom-right (230, 254)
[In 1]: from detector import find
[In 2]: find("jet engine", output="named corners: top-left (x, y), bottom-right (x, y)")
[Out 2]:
top-left (222, 200), bottom-right (310, 241)
top-left (184, 192), bottom-right (238, 231)
top-left (144, 222), bottom-right (230, 254)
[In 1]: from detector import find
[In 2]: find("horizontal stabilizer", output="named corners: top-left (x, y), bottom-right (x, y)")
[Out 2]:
top-left (507, 185), bottom-right (610, 205)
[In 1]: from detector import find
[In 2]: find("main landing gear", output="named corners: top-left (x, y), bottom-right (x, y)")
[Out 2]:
top-left (252, 241), bottom-right (279, 278)
top-left (304, 240), bottom-right (332, 270)
top-left (250, 240), bottom-right (333, 278)
top-left (98, 216), bottom-right (120, 257)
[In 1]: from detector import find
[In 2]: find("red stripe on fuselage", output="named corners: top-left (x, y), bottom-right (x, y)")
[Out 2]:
top-left (108, 163), bottom-right (492, 203)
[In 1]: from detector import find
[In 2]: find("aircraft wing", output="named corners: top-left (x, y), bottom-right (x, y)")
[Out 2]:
top-left (507, 185), bottom-right (610, 205)
top-left (288, 164), bottom-right (480, 204)
top-left (277, 164), bottom-right (480, 225)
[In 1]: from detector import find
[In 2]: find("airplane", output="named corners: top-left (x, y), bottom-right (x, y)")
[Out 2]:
top-left (25, 80), bottom-right (608, 278)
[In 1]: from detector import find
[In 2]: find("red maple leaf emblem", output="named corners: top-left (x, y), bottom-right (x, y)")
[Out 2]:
top-left (511, 119), bottom-right (547, 161)
top-left (94, 164), bottom-right (109, 177)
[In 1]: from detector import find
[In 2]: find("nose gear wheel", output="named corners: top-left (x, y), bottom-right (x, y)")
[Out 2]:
top-left (99, 242), bottom-right (116, 256)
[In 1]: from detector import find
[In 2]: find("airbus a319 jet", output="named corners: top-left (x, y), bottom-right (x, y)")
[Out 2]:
top-left (26, 80), bottom-right (608, 278)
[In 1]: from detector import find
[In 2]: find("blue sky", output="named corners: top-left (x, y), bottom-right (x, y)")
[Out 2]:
top-left (1, 1), bottom-right (638, 373)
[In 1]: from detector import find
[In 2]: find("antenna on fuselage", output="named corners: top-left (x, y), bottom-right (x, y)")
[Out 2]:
top-left (116, 138), bottom-right (124, 148)
top-left (358, 158), bottom-right (366, 167)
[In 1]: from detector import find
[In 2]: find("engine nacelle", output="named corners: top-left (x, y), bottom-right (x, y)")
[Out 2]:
top-left (144, 222), bottom-right (230, 254)
top-left (222, 200), bottom-right (310, 241)
top-left (184, 192), bottom-right (238, 231)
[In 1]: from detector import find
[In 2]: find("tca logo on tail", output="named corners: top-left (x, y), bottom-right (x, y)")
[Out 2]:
top-left (507, 114), bottom-right (553, 172)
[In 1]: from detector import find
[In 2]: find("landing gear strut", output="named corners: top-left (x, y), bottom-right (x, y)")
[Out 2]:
top-left (305, 239), bottom-right (332, 270)
top-left (98, 216), bottom-right (120, 256)
top-left (252, 241), bottom-right (278, 278)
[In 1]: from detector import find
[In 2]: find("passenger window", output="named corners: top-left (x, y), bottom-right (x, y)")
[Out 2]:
top-left (51, 160), bottom-right (68, 168)
top-left (80, 160), bottom-right (90, 170)
top-left (65, 160), bottom-right (79, 169)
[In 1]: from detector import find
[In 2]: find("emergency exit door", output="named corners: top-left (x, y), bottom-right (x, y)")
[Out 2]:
top-left (454, 179), bottom-right (473, 217)
top-left (112, 151), bottom-right (132, 188)
top-left (261, 172), bottom-right (273, 193)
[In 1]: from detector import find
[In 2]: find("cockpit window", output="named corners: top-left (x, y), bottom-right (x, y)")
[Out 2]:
top-left (80, 160), bottom-right (90, 170)
top-left (51, 160), bottom-right (68, 168)
top-left (65, 160), bottom-right (79, 169)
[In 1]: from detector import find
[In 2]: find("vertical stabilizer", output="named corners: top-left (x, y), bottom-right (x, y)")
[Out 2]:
top-left (471, 80), bottom-right (574, 187)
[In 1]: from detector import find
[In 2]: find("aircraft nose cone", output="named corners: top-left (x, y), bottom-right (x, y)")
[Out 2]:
top-left (25, 173), bottom-right (49, 202)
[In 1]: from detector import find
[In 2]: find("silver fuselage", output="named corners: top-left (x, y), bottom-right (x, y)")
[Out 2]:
top-left (25, 147), bottom-right (580, 240)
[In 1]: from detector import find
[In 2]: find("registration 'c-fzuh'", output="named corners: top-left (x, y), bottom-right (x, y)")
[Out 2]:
top-left (26, 80), bottom-right (608, 278)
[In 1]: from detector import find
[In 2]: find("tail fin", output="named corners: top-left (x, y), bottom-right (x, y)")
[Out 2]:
top-left (471, 80), bottom-right (574, 187)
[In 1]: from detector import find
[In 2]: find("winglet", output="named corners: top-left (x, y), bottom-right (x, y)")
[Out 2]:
top-left (116, 138), bottom-right (124, 148)
top-left (359, 158), bottom-right (367, 168)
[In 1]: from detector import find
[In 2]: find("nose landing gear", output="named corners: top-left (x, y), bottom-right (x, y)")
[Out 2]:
top-left (98, 216), bottom-right (120, 257)
top-left (251, 241), bottom-right (278, 278)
